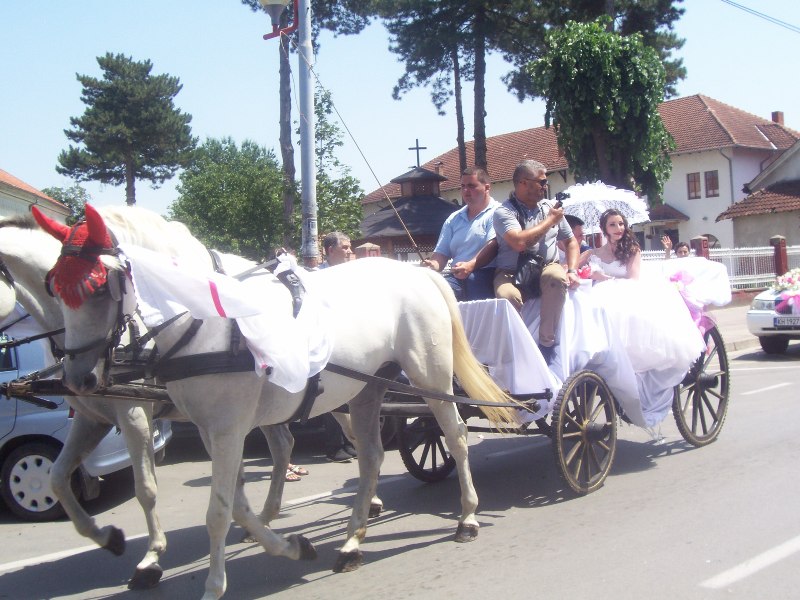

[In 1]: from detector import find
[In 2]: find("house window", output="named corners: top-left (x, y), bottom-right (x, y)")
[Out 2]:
top-left (687, 172), bottom-right (701, 199)
top-left (705, 170), bottom-right (719, 197)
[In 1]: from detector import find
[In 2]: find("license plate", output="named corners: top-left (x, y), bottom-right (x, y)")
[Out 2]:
top-left (774, 316), bottom-right (800, 327)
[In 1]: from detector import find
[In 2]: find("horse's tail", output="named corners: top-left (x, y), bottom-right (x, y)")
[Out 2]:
top-left (422, 270), bottom-right (521, 428)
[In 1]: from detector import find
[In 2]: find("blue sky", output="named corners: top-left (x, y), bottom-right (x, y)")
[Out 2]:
top-left (2, 1), bottom-right (798, 216)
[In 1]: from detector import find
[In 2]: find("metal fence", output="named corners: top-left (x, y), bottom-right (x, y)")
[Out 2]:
top-left (396, 245), bottom-right (800, 291)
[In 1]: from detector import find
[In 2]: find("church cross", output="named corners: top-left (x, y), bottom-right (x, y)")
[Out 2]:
top-left (408, 138), bottom-right (427, 167)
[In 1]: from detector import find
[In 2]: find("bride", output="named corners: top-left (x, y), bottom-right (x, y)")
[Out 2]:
top-left (579, 209), bottom-right (706, 426)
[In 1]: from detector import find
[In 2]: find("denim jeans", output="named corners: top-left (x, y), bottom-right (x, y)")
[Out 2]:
top-left (444, 267), bottom-right (495, 301)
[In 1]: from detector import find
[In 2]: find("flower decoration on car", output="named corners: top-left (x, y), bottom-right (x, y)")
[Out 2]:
top-left (773, 268), bottom-right (800, 315)
top-left (773, 268), bottom-right (800, 292)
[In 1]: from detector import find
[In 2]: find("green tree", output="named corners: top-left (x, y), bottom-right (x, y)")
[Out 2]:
top-left (57, 53), bottom-right (196, 206)
top-left (503, 0), bottom-right (685, 101)
top-left (376, 1), bottom-right (530, 171)
top-left (240, 0), bottom-right (373, 247)
top-left (41, 184), bottom-right (91, 225)
top-left (169, 138), bottom-right (286, 260)
top-left (311, 88), bottom-right (363, 239)
top-left (342, 1), bottom-right (683, 174)
top-left (530, 19), bottom-right (674, 199)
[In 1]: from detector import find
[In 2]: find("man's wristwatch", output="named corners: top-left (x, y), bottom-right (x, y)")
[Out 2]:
top-left (566, 268), bottom-right (577, 274)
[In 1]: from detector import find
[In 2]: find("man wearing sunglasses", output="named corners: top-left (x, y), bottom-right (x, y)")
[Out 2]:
top-left (493, 159), bottom-right (580, 364)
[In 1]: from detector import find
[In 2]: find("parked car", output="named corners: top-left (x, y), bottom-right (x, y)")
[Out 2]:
top-left (746, 272), bottom-right (800, 354)
top-left (0, 332), bottom-right (172, 521)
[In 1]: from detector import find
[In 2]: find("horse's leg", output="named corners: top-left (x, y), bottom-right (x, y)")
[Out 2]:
top-left (115, 405), bottom-right (167, 589)
top-left (423, 398), bottom-right (479, 542)
top-left (332, 383), bottom-right (386, 573)
top-left (256, 424), bottom-right (293, 525)
top-left (231, 461), bottom-right (317, 557)
top-left (201, 429), bottom-right (315, 600)
top-left (50, 414), bottom-right (124, 553)
top-left (200, 429), bottom-right (243, 600)
top-left (332, 411), bottom-right (383, 517)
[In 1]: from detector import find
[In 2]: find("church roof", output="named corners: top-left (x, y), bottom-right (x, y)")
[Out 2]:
top-left (360, 195), bottom-right (458, 238)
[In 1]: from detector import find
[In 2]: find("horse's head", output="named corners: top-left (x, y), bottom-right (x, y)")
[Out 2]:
top-left (32, 204), bottom-right (135, 394)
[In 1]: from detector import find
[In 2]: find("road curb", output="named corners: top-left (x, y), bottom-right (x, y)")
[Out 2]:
top-left (726, 337), bottom-right (759, 352)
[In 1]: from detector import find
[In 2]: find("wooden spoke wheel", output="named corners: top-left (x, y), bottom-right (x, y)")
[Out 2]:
top-left (673, 324), bottom-right (730, 447)
top-left (397, 417), bottom-right (456, 483)
top-left (551, 370), bottom-right (617, 495)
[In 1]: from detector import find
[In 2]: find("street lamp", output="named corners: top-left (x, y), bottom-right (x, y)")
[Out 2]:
top-left (260, 0), bottom-right (318, 266)
top-left (259, 0), bottom-right (298, 41)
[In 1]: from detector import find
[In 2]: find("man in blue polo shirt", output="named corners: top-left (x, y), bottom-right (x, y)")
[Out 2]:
top-left (422, 167), bottom-right (499, 301)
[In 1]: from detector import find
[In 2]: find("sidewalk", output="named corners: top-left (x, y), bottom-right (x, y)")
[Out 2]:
top-left (706, 290), bottom-right (758, 352)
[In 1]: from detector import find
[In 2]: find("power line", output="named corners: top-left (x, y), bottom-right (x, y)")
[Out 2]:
top-left (720, 0), bottom-right (800, 34)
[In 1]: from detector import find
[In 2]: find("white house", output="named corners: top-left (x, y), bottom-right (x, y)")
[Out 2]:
top-left (717, 139), bottom-right (800, 245)
top-left (362, 94), bottom-right (799, 251)
top-left (0, 168), bottom-right (70, 223)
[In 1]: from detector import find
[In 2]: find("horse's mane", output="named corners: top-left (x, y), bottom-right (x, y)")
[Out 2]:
top-left (96, 206), bottom-right (206, 258)
top-left (0, 214), bottom-right (38, 231)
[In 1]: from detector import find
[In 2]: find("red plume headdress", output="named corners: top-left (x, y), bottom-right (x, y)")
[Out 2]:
top-left (31, 204), bottom-right (117, 309)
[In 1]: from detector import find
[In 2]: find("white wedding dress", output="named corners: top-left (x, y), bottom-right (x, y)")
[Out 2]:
top-left (581, 255), bottom-right (708, 428)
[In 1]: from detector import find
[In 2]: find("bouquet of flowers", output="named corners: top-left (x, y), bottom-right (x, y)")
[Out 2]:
top-left (773, 268), bottom-right (800, 315)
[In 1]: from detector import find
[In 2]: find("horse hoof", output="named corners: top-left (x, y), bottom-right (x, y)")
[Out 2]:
top-left (454, 522), bottom-right (479, 543)
top-left (288, 534), bottom-right (317, 561)
top-left (128, 564), bottom-right (163, 589)
top-left (368, 502), bottom-right (383, 518)
top-left (332, 550), bottom-right (363, 573)
top-left (103, 527), bottom-right (126, 556)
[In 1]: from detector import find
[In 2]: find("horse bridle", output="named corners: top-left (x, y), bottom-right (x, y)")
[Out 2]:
top-left (48, 226), bottom-right (134, 371)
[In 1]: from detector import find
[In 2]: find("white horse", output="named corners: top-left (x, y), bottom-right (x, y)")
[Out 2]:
top-left (32, 203), bottom-right (518, 600)
top-left (0, 214), bottom-right (299, 589)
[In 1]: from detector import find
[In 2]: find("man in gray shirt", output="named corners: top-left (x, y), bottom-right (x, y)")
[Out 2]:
top-left (493, 160), bottom-right (580, 363)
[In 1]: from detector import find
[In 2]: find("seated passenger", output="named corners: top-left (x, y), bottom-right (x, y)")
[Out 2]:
top-left (579, 209), bottom-right (704, 374)
top-left (491, 160), bottom-right (580, 362)
top-left (422, 167), bottom-right (499, 301)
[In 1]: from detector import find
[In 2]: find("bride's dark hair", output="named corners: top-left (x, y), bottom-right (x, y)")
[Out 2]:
top-left (601, 209), bottom-right (640, 265)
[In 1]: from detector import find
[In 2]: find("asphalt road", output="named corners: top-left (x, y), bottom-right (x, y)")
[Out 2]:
top-left (1, 341), bottom-right (799, 600)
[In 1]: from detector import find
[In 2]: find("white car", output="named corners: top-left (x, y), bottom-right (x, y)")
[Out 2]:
top-left (0, 334), bottom-right (172, 521)
top-left (746, 287), bottom-right (800, 354)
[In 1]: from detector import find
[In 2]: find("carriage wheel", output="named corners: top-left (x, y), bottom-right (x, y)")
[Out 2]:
top-left (551, 370), bottom-right (617, 495)
top-left (397, 417), bottom-right (456, 483)
top-left (673, 325), bottom-right (730, 446)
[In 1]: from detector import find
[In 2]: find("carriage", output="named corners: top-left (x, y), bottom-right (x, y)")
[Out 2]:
top-left (0, 204), bottom-right (731, 599)
top-left (388, 298), bottom-right (729, 495)
top-left (3, 270), bottom-right (730, 498)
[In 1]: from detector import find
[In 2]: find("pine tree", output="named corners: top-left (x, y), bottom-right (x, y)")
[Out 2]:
top-left (57, 53), bottom-right (196, 206)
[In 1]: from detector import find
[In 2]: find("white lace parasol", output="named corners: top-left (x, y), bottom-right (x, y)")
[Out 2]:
top-left (560, 181), bottom-right (650, 234)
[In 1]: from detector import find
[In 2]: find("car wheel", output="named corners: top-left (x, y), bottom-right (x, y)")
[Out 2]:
top-left (0, 442), bottom-right (71, 521)
top-left (759, 336), bottom-right (789, 355)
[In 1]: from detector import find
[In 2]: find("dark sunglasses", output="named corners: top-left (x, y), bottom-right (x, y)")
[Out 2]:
top-left (525, 178), bottom-right (548, 187)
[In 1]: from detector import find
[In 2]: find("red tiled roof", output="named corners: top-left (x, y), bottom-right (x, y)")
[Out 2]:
top-left (364, 94), bottom-right (800, 204)
top-left (0, 168), bottom-right (63, 206)
top-left (659, 95), bottom-right (799, 155)
top-left (716, 180), bottom-right (800, 221)
top-left (648, 203), bottom-right (689, 221)
top-left (364, 127), bottom-right (567, 203)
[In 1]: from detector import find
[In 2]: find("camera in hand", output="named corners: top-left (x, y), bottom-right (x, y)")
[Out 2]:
top-left (553, 191), bottom-right (570, 208)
